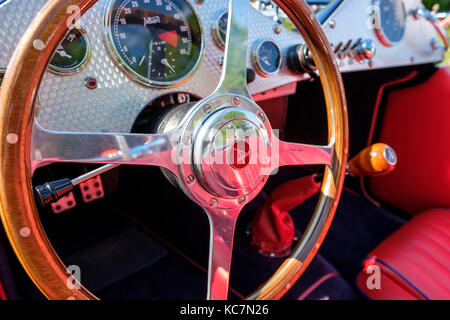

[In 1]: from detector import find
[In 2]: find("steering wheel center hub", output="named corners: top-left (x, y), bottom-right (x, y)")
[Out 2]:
top-left (193, 107), bottom-right (271, 199)
top-left (229, 140), bottom-right (251, 170)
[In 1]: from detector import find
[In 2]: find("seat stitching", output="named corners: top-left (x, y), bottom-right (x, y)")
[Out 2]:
top-left (412, 228), bottom-right (450, 256)
top-left (384, 250), bottom-right (450, 293)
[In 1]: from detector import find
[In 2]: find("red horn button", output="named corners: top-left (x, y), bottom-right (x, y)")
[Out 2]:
top-left (229, 140), bottom-right (251, 170)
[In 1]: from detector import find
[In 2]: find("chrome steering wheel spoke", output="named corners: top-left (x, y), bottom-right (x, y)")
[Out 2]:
top-left (273, 135), bottom-right (334, 169)
top-left (31, 121), bottom-right (179, 176)
top-left (214, 0), bottom-right (251, 97)
top-left (204, 206), bottom-right (242, 300)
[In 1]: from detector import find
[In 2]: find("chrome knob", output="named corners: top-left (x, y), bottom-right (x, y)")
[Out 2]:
top-left (286, 44), bottom-right (316, 75)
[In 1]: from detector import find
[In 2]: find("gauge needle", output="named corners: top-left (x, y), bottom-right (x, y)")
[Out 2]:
top-left (139, 55), bottom-right (146, 66)
top-left (148, 40), bottom-right (154, 80)
top-left (261, 57), bottom-right (271, 66)
top-left (56, 49), bottom-right (72, 59)
top-left (161, 58), bottom-right (175, 73)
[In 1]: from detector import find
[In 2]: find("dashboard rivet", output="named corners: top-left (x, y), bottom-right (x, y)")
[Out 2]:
top-left (233, 96), bottom-right (240, 105)
top-left (238, 196), bottom-right (246, 205)
top-left (183, 135), bottom-right (192, 145)
top-left (186, 175), bottom-right (195, 185)
top-left (203, 104), bottom-right (212, 114)
top-left (257, 111), bottom-right (265, 121)
top-left (273, 24), bottom-right (282, 35)
top-left (84, 76), bottom-right (98, 89)
top-left (209, 198), bottom-right (218, 208)
top-left (329, 20), bottom-right (336, 29)
top-left (430, 38), bottom-right (438, 51)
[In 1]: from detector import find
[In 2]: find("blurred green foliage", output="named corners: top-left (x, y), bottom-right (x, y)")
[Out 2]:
top-left (281, 18), bottom-right (296, 32)
top-left (422, 0), bottom-right (450, 11)
top-left (444, 29), bottom-right (450, 65)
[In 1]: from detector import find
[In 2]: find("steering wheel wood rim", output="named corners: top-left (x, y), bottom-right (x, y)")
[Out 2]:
top-left (0, 0), bottom-right (348, 300)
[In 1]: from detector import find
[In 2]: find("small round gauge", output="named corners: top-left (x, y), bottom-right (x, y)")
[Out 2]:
top-left (251, 39), bottom-right (282, 77)
top-left (105, 0), bottom-right (203, 87)
top-left (48, 28), bottom-right (91, 75)
top-left (0, 68), bottom-right (5, 86)
top-left (371, 0), bottom-right (406, 47)
top-left (212, 9), bottom-right (228, 49)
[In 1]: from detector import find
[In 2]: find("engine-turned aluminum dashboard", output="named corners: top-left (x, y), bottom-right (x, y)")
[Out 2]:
top-left (0, 0), bottom-right (445, 134)
top-left (322, 0), bottom-right (446, 72)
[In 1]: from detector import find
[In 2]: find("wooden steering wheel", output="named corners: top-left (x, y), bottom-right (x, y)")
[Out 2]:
top-left (0, 0), bottom-right (348, 300)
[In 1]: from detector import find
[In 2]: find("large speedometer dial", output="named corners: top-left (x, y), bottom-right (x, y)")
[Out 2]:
top-left (105, 0), bottom-right (203, 87)
top-left (371, 0), bottom-right (406, 47)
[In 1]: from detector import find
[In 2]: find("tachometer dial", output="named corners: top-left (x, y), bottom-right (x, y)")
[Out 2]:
top-left (48, 28), bottom-right (91, 75)
top-left (105, 0), bottom-right (203, 87)
top-left (251, 39), bottom-right (282, 77)
top-left (371, 0), bottom-right (406, 47)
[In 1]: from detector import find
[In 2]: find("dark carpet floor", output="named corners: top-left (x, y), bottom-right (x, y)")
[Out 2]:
top-left (11, 166), bottom-right (405, 300)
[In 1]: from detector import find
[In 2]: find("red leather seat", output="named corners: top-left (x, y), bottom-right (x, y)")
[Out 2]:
top-left (369, 67), bottom-right (450, 215)
top-left (356, 209), bottom-right (450, 300)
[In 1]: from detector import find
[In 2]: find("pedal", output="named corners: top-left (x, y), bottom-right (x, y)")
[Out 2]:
top-left (79, 175), bottom-right (104, 203)
top-left (51, 192), bottom-right (77, 214)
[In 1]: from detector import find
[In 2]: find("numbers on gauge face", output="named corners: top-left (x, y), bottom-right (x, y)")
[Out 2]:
top-left (107, 0), bottom-right (202, 86)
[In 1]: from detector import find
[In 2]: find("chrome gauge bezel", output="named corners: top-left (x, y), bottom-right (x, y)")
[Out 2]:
top-left (48, 27), bottom-right (92, 76)
top-left (251, 38), bottom-right (283, 77)
top-left (103, 0), bottom-right (204, 88)
top-left (211, 8), bottom-right (228, 50)
top-left (371, 0), bottom-right (407, 47)
top-left (0, 67), bottom-right (6, 84)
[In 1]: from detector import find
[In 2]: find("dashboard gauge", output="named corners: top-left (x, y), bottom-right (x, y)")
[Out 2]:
top-left (104, 0), bottom-right (203, 87)
top-left (0, 67), bottom-right (5, 85)
top-left (251, 39), bottom-right (282, 77)
top-left (48, 28), bottom-right (91, 75)
top-left (371, 0), bottom-right (406, 47)
top-left (212, 9), bottom-right (228, 49)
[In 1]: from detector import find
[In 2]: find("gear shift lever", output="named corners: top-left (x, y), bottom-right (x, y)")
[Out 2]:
top-left (348, 143), bottom-right (397, 176)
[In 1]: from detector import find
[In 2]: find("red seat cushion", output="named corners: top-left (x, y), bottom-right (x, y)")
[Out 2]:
top-left (357, 209), bottom-right (450, 300)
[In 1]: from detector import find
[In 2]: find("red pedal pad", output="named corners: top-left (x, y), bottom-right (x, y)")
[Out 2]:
top-left (79, 175), bottom-right (104, 203)
top-left (51, 192), bottom-right (76, 214)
